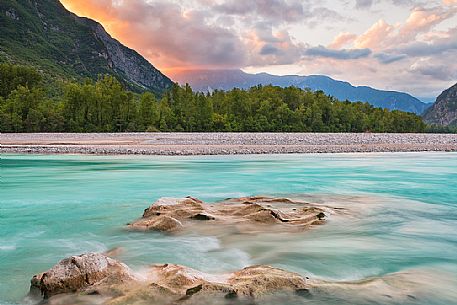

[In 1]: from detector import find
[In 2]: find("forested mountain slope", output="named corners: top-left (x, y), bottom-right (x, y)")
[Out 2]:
top-left (0, 0), bottom-right (172, 94)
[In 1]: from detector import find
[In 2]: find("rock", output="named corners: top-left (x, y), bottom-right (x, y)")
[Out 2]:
top-left (30, 253), bottom-right (133, 298)
top-left (129, 196), bottom-right (333, 233)
top-left (30, 254), bottom-right (312, 304)
top-left (228, 265), bottom-right (309, 298)
top-left (148, 264), bottom-right (223, 295)
top-left (130, 215), bottom-right (183, 232)
top-left (119, 263), bottom-right (310, 303)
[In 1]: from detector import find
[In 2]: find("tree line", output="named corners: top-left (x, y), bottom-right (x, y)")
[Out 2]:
top-left (0, 63), bottom-right (432, 133)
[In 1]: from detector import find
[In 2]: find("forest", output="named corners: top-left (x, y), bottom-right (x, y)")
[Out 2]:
top-left (0, 63), bottom-right (437, 133)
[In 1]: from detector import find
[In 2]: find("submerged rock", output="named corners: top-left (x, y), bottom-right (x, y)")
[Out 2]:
top-left (129, 196), bottom-right (333, 233)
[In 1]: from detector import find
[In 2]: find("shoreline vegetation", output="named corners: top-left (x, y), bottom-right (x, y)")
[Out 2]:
top-left (3, 133), bottom-right (457, 155)
top-left (3, 63), bottom-right (453, 134)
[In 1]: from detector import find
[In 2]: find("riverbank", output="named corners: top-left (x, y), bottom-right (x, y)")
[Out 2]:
top-left (2, 133), bottom-right (457, 155)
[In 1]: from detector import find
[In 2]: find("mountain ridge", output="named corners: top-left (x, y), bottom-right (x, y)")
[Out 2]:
top-left (0, 0), bottom-right (172, 94)
top-left (171, 69), bottom-right (430, 115)
top-left (423, 83), bottom-right (457, 126)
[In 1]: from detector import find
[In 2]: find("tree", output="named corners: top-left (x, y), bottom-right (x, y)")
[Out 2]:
top-left (0, 63), bottom-right (430, 134)
top-left (0, 64), bottom-right (42, 98)
top-left (138, 92), bottom-right (159, 130)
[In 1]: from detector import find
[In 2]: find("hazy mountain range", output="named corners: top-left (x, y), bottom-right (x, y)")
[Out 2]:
top-left (171, 69), bottom-right (430, 115)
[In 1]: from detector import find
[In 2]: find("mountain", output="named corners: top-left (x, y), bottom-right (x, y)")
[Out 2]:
top-left (0, 0), bottom-right (172, 94)
top-left (171, 69), bottom-right (430, 115)
top-left (423, 83), bottom-right (457, 126)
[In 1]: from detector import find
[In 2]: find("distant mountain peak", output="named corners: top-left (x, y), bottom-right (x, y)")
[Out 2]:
top-left (170, 69), bottom-right (429, 114)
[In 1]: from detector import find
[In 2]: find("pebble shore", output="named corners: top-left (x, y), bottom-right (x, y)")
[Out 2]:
top-left (2, 133), bottom-right (457, 155)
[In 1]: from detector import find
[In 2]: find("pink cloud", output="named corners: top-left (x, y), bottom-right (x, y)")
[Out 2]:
top-left (353, 6), bottom-right (457, 50)
top-left (328, 32), bottom-right (357, 49)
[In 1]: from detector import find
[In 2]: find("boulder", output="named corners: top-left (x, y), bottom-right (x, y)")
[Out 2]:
top-left (228, 265), bottom-right (309, 297)
top-left (30, 253), bottom-right (133, 298)
top-left (130, 215), bottom-right (183, 232)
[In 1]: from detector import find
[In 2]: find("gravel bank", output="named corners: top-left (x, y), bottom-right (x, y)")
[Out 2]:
top-left (2, 133), bottom-right (457, 155)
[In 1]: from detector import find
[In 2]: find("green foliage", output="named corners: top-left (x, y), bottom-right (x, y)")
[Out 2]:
top-left (425, 124), bottom-right (457, 133)
top-left (0, 0), bottom-right (110, 82)
top-left (0, 64), bottom-right (42, 98)
top-left (0, 0), bottom-right (171, 95)
top-left (0, 64), bottom-right (430, 133)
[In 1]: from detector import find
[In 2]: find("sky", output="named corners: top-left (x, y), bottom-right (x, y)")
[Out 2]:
top-left (59, 0), bottom-right (457, 99)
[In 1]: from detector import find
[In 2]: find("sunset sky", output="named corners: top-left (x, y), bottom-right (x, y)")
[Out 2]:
top-left (60, 0), bottom-right (457, 99)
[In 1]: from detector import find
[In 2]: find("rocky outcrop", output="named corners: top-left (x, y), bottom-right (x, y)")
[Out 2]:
top-left (423, 83), bottom-right (457, 126)
top-left (91, 23), bottom-right (173, 93)
top-left (147, 263), bottom-right (309, 299)
top-left (30, 253), bottom-right (431, 305)
top-left (30, 253), bottom-right (134, 298)
top-left (129, 196), bottom-right (332, 233)
top-left (30, 254), bottom-right (311, 304)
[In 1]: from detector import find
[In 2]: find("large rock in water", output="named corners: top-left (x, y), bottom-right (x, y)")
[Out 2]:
top-left (30, 253), bottom-right (134, 298)
top-left (30, 254), bottom-right (311, 304)
top-left (30, 253), bottom-right (427, 304)
top-left (129, 196), bottom-right (332, 233)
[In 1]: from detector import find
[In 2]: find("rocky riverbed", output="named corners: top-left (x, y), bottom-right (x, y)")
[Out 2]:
top-left (3, 133), bottom-right (457, 155)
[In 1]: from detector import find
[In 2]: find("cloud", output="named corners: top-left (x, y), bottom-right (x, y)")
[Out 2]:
top-left (355, 19), bottom-right (394, 49)
top-left (398, 40), bottom-right (457, 56)
top-left (410, 58), bottom-right (457, 81)
top-left (355, 0), bottom-right (374, 9)
top-left (305, 46), bottom-right (372, 59)
top-left (328, 32), bottom-right (357, 49)
top-left (354, 6), bottom-right (457, 50)
top-left (245, 24), bottom-right (305, 65)
top-left (398, 6), bottom-right (456, 41)
top-left (214, 0), bottom-right (307, 24)
top-left (374, 53), bottom-right (408, 64)
top-left (260, 44), bottom-right (280, 55)
top-left (391, 26), bottom-right (457, 56)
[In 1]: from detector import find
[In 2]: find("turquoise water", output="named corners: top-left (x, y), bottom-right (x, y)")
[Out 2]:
top-left (1, 153), bottom-right (456, 305)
